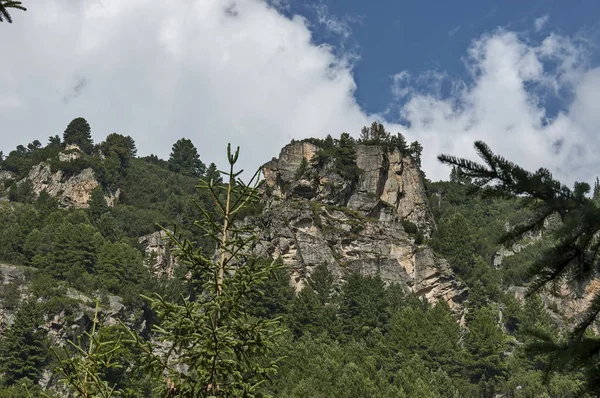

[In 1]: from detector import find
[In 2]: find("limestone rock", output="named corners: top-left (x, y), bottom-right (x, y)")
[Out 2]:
top-left (138, 230), bottom-right (177, 278)
top-left (255, 141), bottom-right (465, 308)
top-left (12, 145), bottom-right (119, 208)
top-left (263, 141), bottom-right (435, 236)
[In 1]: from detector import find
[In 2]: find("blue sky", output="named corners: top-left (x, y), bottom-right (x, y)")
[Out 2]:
top-left (288, 0), bottom-right (600, 119)
top-left (1, 0), bottom-right (600, 183)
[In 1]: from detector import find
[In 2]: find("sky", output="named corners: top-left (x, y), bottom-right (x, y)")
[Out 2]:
top-left (1, 0), bottom-right (599, 184)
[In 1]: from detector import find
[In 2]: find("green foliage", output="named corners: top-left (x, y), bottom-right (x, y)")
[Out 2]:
top-left (439, 140), bottom-right (600, 394)
top-left (401, 218), bottom-right (424, 244)
top-left (309, 133), bottom-right (360, 184)
top-left (98, 133), bottom-right (137, 168)
top-left (63, 117), bottom-right (94, 154)
top-left (0, 1), bottom-right (26, 24)
top-left (51, 303), bottom-right (128, 397)
top-left (339, 274), bottom-right (388, 338)
top-left (87, 187), bottom-right (109, 223)
top-left (126, 145), bottom-right (284, 397)
top-left (358, 121), bottom-right (411, 154)
top-left (168, 138), bottom-right (206, 177)
top-left (294, 157), bottom-right (309, 181)
top-left (0, 300), bottom-right (48, 386)
top-left (205, 162), bottom-right (222, 184)
top-left (409, 140), bottom-right (423, 168)
top-left (8, 180), bottom-right (35, 203)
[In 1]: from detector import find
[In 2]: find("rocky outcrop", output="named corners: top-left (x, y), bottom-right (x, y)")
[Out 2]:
top-left (17, 146), bottom-right (119, 208)
top-left (0, 264), bottom-right (28, 334)
top-left (508, 277), bottom-right (600, 334)
top-left (25, 164), bottom-right (99, 208)
top-left (138, 230), bottom-right (177, 278)
top-left (256, 141), bottom-right (465, 308)
top-left (263, 142), bottom-right (435, 236)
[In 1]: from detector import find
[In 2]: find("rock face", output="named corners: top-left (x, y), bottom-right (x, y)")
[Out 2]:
top-left (256, 141), bottom-right (466, 308)
top-left (138, 230), bottom-right (177, 278)
top-left (25, 164), bottom-right (99, 208)
top-left (0, 264), bottom-right (28, 334)
top-left (17, 146), bottom-right (119, 208)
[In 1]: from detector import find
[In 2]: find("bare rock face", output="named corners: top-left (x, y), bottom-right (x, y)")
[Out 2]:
top-left (138, 230), bottom-right (177, 278)
top-left (263, 142), bottom-right (435, 236)
top-left (256, 141), bottom-right (465, 308)
top-left (25, 164), bottom-right (99, 208)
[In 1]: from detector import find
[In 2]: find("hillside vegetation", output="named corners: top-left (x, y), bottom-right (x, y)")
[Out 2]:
top-left (0, 119), bottom-right (591, 397)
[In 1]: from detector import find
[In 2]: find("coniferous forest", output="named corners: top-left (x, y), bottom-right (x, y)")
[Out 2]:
top-left (0, 116), bottom-right (597, 398)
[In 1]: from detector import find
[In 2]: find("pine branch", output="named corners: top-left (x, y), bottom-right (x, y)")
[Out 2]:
top-left (0, 1), bottom-right (27, 23)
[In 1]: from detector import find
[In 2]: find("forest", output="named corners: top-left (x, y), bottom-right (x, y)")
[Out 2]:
top-left (0, 117), bottom-right (597, 397)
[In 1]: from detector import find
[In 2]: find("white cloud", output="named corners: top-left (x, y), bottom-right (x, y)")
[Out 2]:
top-left (0, 0), bottom-right (369, 175)
top-left (534, 15), bottom-right (549, 32)
top-left (1, 1), bottom-right (599, 188)
top-left (393, 29), bottom-right (600, 185)
top-left (314, 4), bottom-right (352, 40)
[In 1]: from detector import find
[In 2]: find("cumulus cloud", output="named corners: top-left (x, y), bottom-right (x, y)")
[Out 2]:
top-left (0, 0), bottom-right (369, 174)
top-left (393, 29), bottom-right (600, 185)
top-left (0, 0), bottom-right (599, 187)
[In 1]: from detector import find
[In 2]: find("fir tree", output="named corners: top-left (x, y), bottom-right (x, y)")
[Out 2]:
top-left (127, 144), bottom-right (284, 396)
top-left (0, 300), bottom-right (47, 385)
top-left (168, 138), bottom-right (206, 177)
top-left (87, 187), bottom-right (109, 223)
top-left (63, 117), bottom-right (94, 154)
top-left (0, 1), bottom-right (26, 23)
top-left (205, 162), bottom-right (222, 184)
top-left (439, 140), bottom-right (600, 394)
top-left (409, 140), bottom-right (423, 168)
top-left (98, 133), bottom-right (137, 168)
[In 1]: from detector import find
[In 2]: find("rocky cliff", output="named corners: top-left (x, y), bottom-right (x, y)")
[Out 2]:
top-left (138, 230), bottom-right (177, 278)
top-left (253, 141), bottom-right (466, 308)
top-left (11, 145), bottom-right (118, 208)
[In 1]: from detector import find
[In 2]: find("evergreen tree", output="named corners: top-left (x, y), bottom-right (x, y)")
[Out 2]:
top-left (339, 274), bottom-right (388, 338)
top-left (205, 162), bottom-right (222, 184)
top-left (0, 300), bottom-right (47, 385)
top-left (96, 242), bottom-right (144, 292)
top-left (438, 140), bottom-right (600, 393)
top-left (98, 133), bottom-right (137, 168)
top-left (409, 140), bottom-right (423, 168)
top-left (63, 117), bottom-right (93, 154)
top-left (87, 187), bottom-right (109, 222)
top-left (127, 144), bottom-right (283, 396)
top-left (0, 1), bottom-right (26, 23)
top-left (168, 138), bottom-right (206, 177)
top-left (96, 213), bottom-right (122, 243)
top-left (465, 305), bottom-right (507, 391)
top-left (593, 177), bottom-right (600, 202)
top-left (35, 189), bottom-right (59, 217)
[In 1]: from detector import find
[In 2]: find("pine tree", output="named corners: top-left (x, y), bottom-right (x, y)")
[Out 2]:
top-left (0, 1), bottom-right (26, 23)
top-left (0, 300), bottom-right (47, 385)
top-left (438, 140), bottom-right (600, 394)
top-left (168, 138), bottom-right (206, 177)
top-left (593, 177), bottom-right (600, 202)
top-left (339, 274), bottom-right (388, 338)
top-left (98, 133), bottom-right (137, 168)
top-left (87, 187), bottom-right (109, 223)
top-left (205, 162), bottom-right (222, 184)
top-left (128, 144), bottom-right (283, 396)
top-left (409, 140), bottom-right (423, 168)
top-left (63, 117), bottom-right (94, 154)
